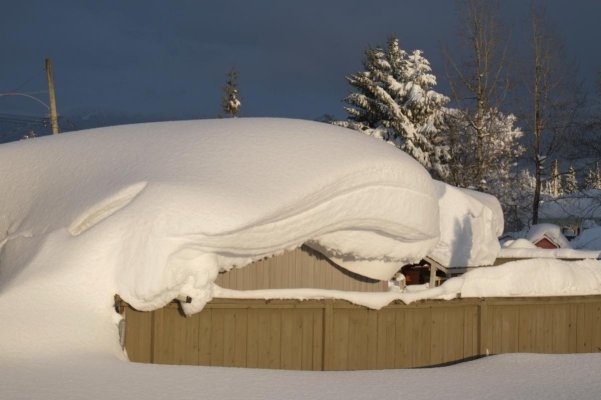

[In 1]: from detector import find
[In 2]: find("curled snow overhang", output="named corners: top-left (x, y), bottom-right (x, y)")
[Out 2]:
top-left (0, 118), bottom-right (441, 314)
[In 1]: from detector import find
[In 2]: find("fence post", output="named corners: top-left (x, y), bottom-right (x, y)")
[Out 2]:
top-left (479, 298), bottom-right (490, 356)
top-left (322, 300), bottom-right (334, 370)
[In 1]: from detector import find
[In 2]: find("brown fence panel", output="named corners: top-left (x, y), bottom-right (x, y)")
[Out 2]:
top-left (122, 296), bottom-right (601, 370)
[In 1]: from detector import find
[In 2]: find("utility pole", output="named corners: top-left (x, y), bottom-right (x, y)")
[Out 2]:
top-left (45, 58), bottom-right (60, 134)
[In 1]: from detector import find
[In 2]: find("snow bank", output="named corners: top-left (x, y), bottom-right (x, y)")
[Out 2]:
top-left (428, 181), bottom-right (502, 268)
top-left (459, 259), bottom-right (601, 297)
top-left (498, 247), bottom-right (601, 259)
top-left (2, 353), bottom-right (601, 400)
top-left (0, 118), bottom-right (439, 318)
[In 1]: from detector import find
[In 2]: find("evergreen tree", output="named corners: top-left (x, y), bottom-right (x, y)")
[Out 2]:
top-left (338, 38), bottom-right (449, 178)
top-left (584, 161), bottom-right (601, 190)
top-left (563, 164), bottom-right (579, 194)
top-left (548, 159), bottom-right (562, 197)
top-left (221, 68), bottom-right (241, 118)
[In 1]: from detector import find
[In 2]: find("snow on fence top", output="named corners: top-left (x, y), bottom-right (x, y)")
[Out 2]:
top-left (0, 118), bottom-right (440, 315)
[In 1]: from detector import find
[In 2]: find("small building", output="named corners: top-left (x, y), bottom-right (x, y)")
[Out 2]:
top-left (526, 223), bottom-right (572, 249)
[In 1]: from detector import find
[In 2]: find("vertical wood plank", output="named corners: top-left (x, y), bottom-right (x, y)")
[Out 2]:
top-left (591, 302), bottom-right (601, 353)
top-left (347, 309), bottom-right (368, 370)
top-left (445, 305), bottom-right (465, 363)
top-left (479, 300), bottom-right (491, 356)
top-left (312, 308), bottom-right (324, 371)
top-left (463, 306), bottom-right (478, 359)
top-left (552, 304), bottom-right (569, 354)
top-left (210, 309), bottom-right (225, 366)
top-left (331, 308), bottom-right (349, 370)
top-left (124, 308), bottom-right (153, 363)
top-left (152, 307), bottom-right (199, 365)
top-left (198, 309), bottom-right (212, 365)
top-left (413, 307), bottom-right (432, 367)
top-left (501, 306), bottom-right (519, 354)
top-left (300, 309), bottom-right (314, 370)
top-left (567, 303), bottom-right (579, 353)
top-left (246, 308), bottom-right (259, 367)
top-left (322, 301), bottom-right (334, 370)
top-left (396, 308), bottom-right (413, 368)
top-left (430, 307), bottom-right (446, 365)
top-left (366, 310), bottom-right (378, 369)
top-left (518, 305), bottom-right (535, 353)
top-left (222, 310), bottom-right (236, 366)
top-left (376, 309), bottom-right (396, 369)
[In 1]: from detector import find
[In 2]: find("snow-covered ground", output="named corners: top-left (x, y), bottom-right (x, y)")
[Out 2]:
top-left (2, 353), bottom-right (601, 400)
top-left (2, 119), bottom-right (601, 399)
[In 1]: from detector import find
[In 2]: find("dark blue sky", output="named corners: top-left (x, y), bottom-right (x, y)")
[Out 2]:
top-left (1, 0), bottom-right (601, 124)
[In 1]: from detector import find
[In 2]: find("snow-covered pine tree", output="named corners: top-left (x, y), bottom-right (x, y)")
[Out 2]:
top-left (221, 68), bottom-right (241, 118)
top-left (338, 38), bottom-right (449, 178)
top-left (548, 159), bottom-right (562, 197)
top-left (584, 161), bottom-right (601, 190)
top-left (563, 164), bottom-right (579, 194)
top-left (584, 166), bottom-right (596, 190)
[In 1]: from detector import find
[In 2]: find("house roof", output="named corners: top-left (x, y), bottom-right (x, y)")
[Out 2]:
top-left (526, 224), bottom-right (572, 249)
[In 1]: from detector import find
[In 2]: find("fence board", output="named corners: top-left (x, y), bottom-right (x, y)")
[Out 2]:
top-left (152, 307), bottom-right (199, 365)
top-left (396, 309), bottom-right (413, 368)
top-left (592, 303), bottom-right (601, 353)
top-left (124, 307), bottom-right (153, 363)
top-left (198, 310), bottom-right (212, 365)
top-left (331, 309), bottom-right (349, 370)
top-left (445, 306), bottom-right (465, 363)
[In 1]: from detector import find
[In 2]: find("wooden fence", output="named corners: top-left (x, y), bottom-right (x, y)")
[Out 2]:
top-left (121, 296), bottom-right (601, 370)
top-left (215, 245), bottom-right (388, 292)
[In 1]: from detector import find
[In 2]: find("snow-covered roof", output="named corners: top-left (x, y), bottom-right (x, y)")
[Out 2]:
top-left (526, 224), bottom-right (572, 248)
top-left (0, 118), bottom-right (440, 316)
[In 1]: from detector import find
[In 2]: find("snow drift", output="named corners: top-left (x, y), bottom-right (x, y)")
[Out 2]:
top-left (0, 118), bottom-right (440, 316)
top-left (428, 182), bottom-right (503, 268)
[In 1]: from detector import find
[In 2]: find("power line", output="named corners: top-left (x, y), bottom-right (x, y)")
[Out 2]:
top-left (12, 70), bottom-right (44, 92)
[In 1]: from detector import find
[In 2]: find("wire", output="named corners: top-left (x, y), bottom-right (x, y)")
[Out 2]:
top-left (11, 69), bottom-right (44, 92)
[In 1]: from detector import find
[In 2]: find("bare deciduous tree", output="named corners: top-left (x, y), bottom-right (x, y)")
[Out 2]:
top-left (444, 0), bottom-right (510, 190)
top-left (521, 3), bottom-right (584, 224)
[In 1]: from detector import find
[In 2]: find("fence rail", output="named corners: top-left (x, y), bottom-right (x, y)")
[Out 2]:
top-left (120, 295), bottom-right (601, 370)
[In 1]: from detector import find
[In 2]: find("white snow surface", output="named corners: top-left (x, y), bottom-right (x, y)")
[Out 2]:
top-left (2, 353), bottom-right (601, 400)
top-left (499, 235), bottom-right (600, 259)
top-left (498, 247), bottom-right (601, 259)
top-left (0, 118), bottom-right (440, 318)
top-left (428, 181), bottom-right (502, 267)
